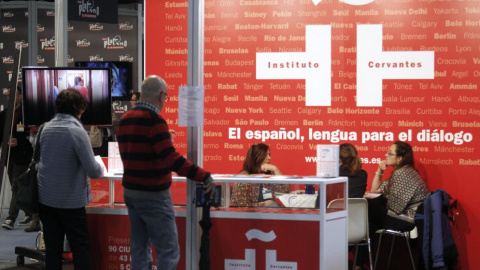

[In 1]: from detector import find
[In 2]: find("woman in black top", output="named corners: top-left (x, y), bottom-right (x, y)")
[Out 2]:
top-left (339, 143), bottom-right (367, 198)
top-left (338, 143), bottom-right (369, 270)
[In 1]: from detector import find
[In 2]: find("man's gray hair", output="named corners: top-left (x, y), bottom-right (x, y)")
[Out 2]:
top-left (141, 75), bottom-right (167, 102)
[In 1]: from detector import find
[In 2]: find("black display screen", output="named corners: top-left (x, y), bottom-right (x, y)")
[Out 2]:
top-left (75, 61), bottom-right (133, 100)
top-left (22, 67), bottom-right (112, 126)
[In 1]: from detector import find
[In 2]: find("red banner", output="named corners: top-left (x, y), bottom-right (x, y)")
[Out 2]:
top-left (145, 1), bottom-right (480, 268)
top-left (87, 213), bottom-right (186, 270)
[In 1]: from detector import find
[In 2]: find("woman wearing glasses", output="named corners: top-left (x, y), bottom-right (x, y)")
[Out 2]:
top-left (370, 141), bottom-right (429, 230)
top-left (355, 141), bottom-right (429, 270)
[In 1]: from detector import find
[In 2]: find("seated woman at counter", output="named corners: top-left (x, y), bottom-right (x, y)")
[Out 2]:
top-left (339, 143), bottom-right (367, 198)
top-left (355, 141), bottom-right (429, 270)
top-left (316, 143), bottom-right (367, 208)
top-left (230, 143), bottom-right (290, 207)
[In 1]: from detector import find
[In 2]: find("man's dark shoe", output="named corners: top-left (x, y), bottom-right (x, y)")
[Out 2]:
top-left (2, 219), bottom-right (14, 230)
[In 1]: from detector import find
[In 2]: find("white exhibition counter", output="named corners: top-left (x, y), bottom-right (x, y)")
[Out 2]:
top-left (86, 174), bottom-right (348, 270)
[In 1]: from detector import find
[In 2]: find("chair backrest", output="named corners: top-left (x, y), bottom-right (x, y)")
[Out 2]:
top-left (327, 198), bottom-right (345, 209)
top-left (348, 198), bottom-right (369, 244)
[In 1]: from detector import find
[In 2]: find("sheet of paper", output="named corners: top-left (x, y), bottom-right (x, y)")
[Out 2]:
top-left (178, 86), bottom-right (204, 127)
top-left (316, 145), bottom-right (339, 177)
top-left (107, 142), bottom-right (123, 174)
top-left (94, 155), bottom-right (108, 176)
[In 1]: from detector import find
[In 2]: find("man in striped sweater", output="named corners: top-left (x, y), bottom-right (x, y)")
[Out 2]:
top-left (116, 75), bottom-right (215, 270)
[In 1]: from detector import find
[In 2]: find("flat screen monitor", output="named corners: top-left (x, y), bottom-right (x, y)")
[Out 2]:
top-left (75, 61), bottom-right (133, 100)
top-left (22, 67), bottom-right (112, 126)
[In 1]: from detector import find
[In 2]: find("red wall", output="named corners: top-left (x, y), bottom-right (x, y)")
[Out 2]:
top-left (145, 0), bottom-right (480, 268)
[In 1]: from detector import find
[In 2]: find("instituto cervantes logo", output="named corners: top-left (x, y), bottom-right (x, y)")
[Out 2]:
top-left (89, 23), bottom-right (103, 31)
top-left (79, 0), bottom-right (100, 18)
top-left (103, 35), bottom-right (127, 49)
top-left (225, 229), bottom-right (297, 270)
top-left (256, 25), bottom-right (434, 107)
top-left (254, 0), bottom-right (433, 107)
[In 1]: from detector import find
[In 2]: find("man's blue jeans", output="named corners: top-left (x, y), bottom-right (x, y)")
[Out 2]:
top-left (124, 195), bottom-right (180, 270)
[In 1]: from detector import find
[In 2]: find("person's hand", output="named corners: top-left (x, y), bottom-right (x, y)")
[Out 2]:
top-left (9, 138), bottom-right (17, 147)
top-left (378, 160), bottom-right (387, 171)
top-left (203, 176), bottom-right (216, 200)
top-left (376, 160), bottom-right (388, 178)
top-left (261, 164), bottom-right (281, 175)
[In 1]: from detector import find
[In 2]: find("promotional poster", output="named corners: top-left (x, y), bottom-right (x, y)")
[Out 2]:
top-left (146, 0), bottom-right (480, 268)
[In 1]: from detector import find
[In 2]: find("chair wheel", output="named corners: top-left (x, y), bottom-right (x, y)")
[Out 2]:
top-left (16, 255), bottom-right (25, 266)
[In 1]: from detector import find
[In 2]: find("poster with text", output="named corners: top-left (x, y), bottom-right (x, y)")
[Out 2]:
top-left (145, 0), bottom-right (480, 268)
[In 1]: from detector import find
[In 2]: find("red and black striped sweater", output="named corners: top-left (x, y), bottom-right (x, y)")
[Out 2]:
top-left (117, 107), bottom-right (210, 191)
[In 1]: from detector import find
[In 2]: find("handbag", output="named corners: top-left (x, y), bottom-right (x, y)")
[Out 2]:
top-left (89, 126), bottom-right (103, 148)
top-left (16, 162), bottom-right (39, 213)
top-left (16, 124), bottom-right (44, 214)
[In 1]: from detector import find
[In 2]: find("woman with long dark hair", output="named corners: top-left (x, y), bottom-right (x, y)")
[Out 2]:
top-left (370, 141), bottom-right (429, 229)
top-left (339, 143), bottom-right (367, 198)
top-left (230, 143), bottom-right (289, 207)
top-left (355, 141), bottom-right (429, 270)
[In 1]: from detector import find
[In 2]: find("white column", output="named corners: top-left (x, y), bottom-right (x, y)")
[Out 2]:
top-left (186, 0), bottom-right (205, 270)
top-left (54, 0), bottom-right (67, 67)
